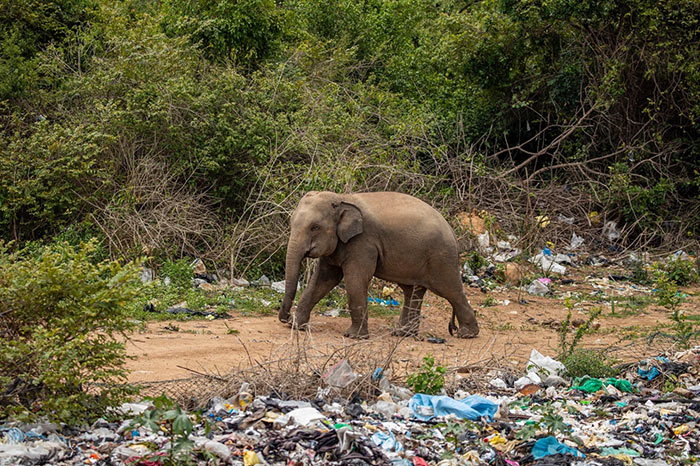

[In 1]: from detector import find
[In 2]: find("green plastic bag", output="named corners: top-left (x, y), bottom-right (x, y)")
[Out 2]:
top-left (571, 376), bottom-right (636, 393)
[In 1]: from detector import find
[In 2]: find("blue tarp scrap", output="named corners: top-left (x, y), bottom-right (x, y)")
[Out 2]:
top-left (409, 394), bottom-right (498, 421)
top-left (532, 436), bottom-right (585, 459)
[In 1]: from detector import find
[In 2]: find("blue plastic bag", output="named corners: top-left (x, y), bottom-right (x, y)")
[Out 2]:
top-left (532, 436), bottom-right (585, 459)
top-left (409, 394), bottom-right (498, 421)
top-left (371, 431), bottom-right (403, 452)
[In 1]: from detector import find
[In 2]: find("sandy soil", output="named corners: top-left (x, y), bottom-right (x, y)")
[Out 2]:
top-left (125, 277), bottom-right (698, 383)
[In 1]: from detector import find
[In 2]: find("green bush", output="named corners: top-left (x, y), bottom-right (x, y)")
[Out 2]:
top-left (160, 258), bottom-right (194, 290)
top-left (663, 258), bottom-right (700, 286)
top-left (406, 355), bottom-right (446, 395)
top-left (0, 240), bottom-right (143, 424)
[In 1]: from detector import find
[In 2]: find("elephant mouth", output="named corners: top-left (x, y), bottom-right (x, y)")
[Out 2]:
top-left (306, 249), bottom-right (321, 258)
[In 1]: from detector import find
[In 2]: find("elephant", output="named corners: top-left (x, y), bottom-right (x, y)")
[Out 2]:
top-left (278, 191), bottom-right (479, 339)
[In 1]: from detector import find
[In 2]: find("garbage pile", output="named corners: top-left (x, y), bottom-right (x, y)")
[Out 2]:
top-left (1, 348), bottom-right (698, 466)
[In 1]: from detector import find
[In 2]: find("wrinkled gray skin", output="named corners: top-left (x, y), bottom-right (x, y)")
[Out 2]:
top-left (279, 191), bottom-right (479, 339)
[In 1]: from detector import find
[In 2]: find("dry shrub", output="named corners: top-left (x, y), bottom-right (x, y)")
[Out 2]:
top-left (90, 144), bottom-right (220, 260)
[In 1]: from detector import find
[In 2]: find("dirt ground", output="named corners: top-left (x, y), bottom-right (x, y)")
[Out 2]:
top-left (125, 274), bottom-right (699, 383)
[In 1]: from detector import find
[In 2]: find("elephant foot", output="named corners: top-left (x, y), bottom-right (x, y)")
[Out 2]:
top-left (343, 325), bottom-right (369, 339)
top-left (279, 305), bottom-right (298, 324)
top-left (291, 318), bottom-right (310, 330)
top-left (456, 325), bottom-right (479, 339)
top-left (392, 325), bottom-right (418, 337)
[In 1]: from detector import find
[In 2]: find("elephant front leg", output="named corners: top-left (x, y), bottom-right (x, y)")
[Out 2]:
top-left (393, 285), bottom-right (426, 337)
top-left (292, 261), bottom-right (343, 329)
top-left (342, 260), bottom-right (375, 339)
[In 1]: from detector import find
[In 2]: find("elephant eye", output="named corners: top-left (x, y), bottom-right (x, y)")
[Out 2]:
top-left (311, 225), bottom-right (321, 232)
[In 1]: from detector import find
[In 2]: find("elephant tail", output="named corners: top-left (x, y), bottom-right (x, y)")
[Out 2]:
top-left (448, 309), bottom-right (457, 336)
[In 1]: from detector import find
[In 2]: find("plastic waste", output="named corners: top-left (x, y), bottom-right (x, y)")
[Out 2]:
top-left (477, 232), bottom-right (490, 250)
top-left (527, 279), bottom-right (550, 296)
top-left (527, 348), bottom-right (567, 378)
top-left (557, 214), bottom-right (574, 225)
top-left (603, 221), bottom-right (621, 241)
top-left (637, 360), bottom-right (661, 380)
top-left (203, 440), bottom-right (231, 461)
top-left (570, 376), bottom-right (635, 393)
top-left (233, 382), bottom-right (253, 409)
top-left (489, 378), bottom-right (508, 389)
top-left (270, 281), bottom-right (286, 293)
top-left (532, 436), bottom-right (585, 459)
top-left (140, 268), bottom-right (154, 284)
top-left (322, 359), bottom-right (358, 388)
top-left (601, 447), bottom-right (640, 457)
top-left (243, 450), bottom-right (260, 465)
top-left (373, 400), bottom-right (398, 418)
top-left (371, 431), bottom-right (403, 452)
top-left (568, 232), bottom-right (584, 250)
top-left (530, 253), bottom-right (567, 275)
top-left (670, 250), bottom-right (690, 261)
top-left (409, 394), bottom-right (498, 421)
top-left (287, 407), bottom-right (326, 426)
top-left (368, 297), bottom-right (399, 306)
top-left (514, 372), bottom-right (541, 390)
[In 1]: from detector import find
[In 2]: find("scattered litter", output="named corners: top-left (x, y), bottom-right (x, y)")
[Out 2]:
top-left (527, 279), bottom-right (550, 296)
top-left (426, 336), bottom-right (446, 344)
top-left (271, 280), bottom-right (286, 293)
top-left (527, 348), bottom-right (566, 378)
top-left (2, 346), bottom-right (698, 465)
top-left (368, 297), bottom-right (399, 306)
top-left (603, 220), bottom-right (621, 241)
top-left (477, 232), bottom-right (490, 251)
top-left (323, 359), bottom-right (358, 388)
top-left (530, 252), bottom-right (567, 275)
top-left (570, 376), bottom-right (636, 393)
top-left (287, 407), bottom-right (326, 426)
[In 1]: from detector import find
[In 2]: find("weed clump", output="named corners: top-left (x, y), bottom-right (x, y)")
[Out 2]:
top-left (561, 349), bottom-right (619, 379)
top-left (558, 307), bottom-right (619, 378)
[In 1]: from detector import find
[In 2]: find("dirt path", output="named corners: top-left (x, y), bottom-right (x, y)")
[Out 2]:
top-left (126, 281), bottom-right (694, 383)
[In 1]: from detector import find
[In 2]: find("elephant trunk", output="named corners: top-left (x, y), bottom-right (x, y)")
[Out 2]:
top-left (279, 236), bottom-right (306, 322)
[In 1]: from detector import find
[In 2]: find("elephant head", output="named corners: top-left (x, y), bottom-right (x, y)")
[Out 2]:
top-left (278, 192), bottom-right (363, 322)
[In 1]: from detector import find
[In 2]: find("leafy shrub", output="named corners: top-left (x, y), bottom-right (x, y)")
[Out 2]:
top-left (0, 240), bottom-right (142, 424)
top-left (466, 251), bottom-right (487, 273)
top-left (160, 258), bottom-right (194, 290)
top-left (662, 258), bottom-right (700, 286)
top-left (406, 355), bottom-right (446, 395)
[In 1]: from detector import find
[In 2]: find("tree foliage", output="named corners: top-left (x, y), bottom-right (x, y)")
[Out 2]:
top-left (1, 0), bottom-right (698, 263)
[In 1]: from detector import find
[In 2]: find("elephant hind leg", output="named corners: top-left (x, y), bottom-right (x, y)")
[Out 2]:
top-left (393, 284), bottom-right (426, 337)
top-left (428, 275), bottom-right (479, 339)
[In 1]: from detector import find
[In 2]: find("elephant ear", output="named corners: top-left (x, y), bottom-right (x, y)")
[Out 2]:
top-left (336, 202), bottom-right (363, 243)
